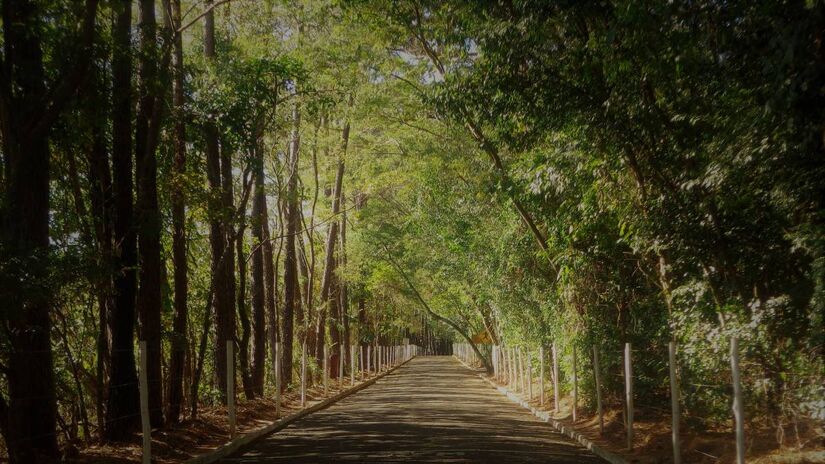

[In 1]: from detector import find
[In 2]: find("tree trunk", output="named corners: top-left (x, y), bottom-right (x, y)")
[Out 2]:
top-left (166, 0), bottom-right (188, 424)
top-left (0, 0), bottom-right (59, 458)
top-left (80, 56), bottom-right (114, 440)
top-left (203, 0), bottom-right (233, 403)
top-left (105, 0), bottom-right (141, 442)
top-left (282, 102), bottom-right (301, 389)
top-left (251, 139), bottom-right (268, 395)
top-left (237, 222), bottom-right (255, 400)
top-left (135, 0), bottom-right (165, 428)
top-left (340, 207), bottom-right (350, 365)
top-left (266, 193), bottom-right (281, 390)
top-left (318, 111), bottom-right (349, 373)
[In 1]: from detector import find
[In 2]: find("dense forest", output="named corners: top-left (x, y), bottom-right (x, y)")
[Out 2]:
top-left (0, 0), bottom-right (823, 462)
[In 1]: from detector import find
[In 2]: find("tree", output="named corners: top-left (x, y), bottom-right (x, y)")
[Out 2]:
top-left (105, 0), bottom-right (141, 442)
top-left (0, 0), bottom-right (99, 459)
top-left (203, 0), bottom-right (234, 403)
top-left (166, 0), bottom-right (188, 424)
top-left (135, 0), bottom-right (166, 428)
top-left (282, 101), bottom-right (302, 388)
top-left (251, 128), bottom-right (269, 395)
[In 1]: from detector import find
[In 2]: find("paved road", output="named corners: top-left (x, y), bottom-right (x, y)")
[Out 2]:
top-left (221, 356), bottom-right (605, 463)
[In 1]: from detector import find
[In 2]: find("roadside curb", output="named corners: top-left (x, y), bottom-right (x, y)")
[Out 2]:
top-left (185, 357), bottom-right (416, 464)
top-left (455, 357), bottom-right (628, 464)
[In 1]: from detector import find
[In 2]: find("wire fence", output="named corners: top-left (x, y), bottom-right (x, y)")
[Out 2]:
top-left (454, 338), bottom-right (822, 464)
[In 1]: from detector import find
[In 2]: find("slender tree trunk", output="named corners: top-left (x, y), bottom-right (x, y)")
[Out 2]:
top-left (220, 143), bottom-right (237, 396)
top-left (282, 102), bottom-right (301, 389)
top-left (297, 231), bottom-right (309, 333)
top-left (237, 221), bottom-right (255, 400)
top-left (318, 110), bottom-right (350, 373)
top-left (251, 138), bottom-right (268, 395)
top-left (166, 0), bottom-right (188, 424)
top-left (203, 0), bottom-right (233, 403)
top-left (78, 55), bottom-right (115, 440)
top-left (340, 207), bottom-right (350, 363)
top-left (105, 0), bottom-right (141, 441)
top-left (266, 191), bottom-right (281, 389)
top-left (357, 294), bottom-right (367, 349)
top-left (135, 0), bottom-right (165, 428)
top-left (267, 190), bottom-right (286, 386)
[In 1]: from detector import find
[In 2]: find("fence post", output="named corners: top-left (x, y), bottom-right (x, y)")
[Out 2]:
top-left (275, 341), bottom-right (281, 417)
top-left (351, 345), bottom-right (356, 385)
top-left (669, 341), bottom-right (681, 464)
top-left (494, 346), bottom-right (499, 380)
top-left (227, 340), bottom-right (236, 439)
top-left (301, 342), bottom-right (307, 407)
top-left (731, 337), bottom-right (745, 464)
top-left (552, 343), bottom-right (560, 413)
top-left (339, 343), bottom-right (345, 381)
top-left (323, 344), bottom-right (329, 396)
top-left (139, 341), bottom-right (151, 464)
top-left (625, 342), bottom-right (634, 450)
top-left (593, 346), bottom-right (603, 434)
top-left (540, 346), bottom-right (545, 406)
top-left (501, 346), bottom-right (507, 383)
top-left (510, 347), bottom-right (516, 386)
top-left (572, 345), bottom-right (578, 422)
top-left (360, 346), bottom-right (365, 380)
top-left (527, 352), bottom-right (533, 400)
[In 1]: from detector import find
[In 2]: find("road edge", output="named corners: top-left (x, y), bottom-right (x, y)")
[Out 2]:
top-left (456, 357), bottom-right (628, 464)
top-left (185, 356), bottom-right (416, 464)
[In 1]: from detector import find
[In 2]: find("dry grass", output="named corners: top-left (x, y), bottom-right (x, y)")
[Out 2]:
top-left (501, 376), bottom-right (825, 464)
top-left (66, 375), bottom-right (370, 464)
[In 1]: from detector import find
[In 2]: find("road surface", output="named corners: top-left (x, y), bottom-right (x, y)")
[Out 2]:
top-left (220, 356), bottom-right (605, 463)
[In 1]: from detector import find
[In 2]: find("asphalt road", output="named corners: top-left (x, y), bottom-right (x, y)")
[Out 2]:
top-left (220, 356), bottom-right (605, 463)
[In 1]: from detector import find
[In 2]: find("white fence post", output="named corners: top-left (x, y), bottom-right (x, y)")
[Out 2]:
top-left (351, 345), bottom-right (356, 385)
top-left (669, 341), bottom-right (681, 464)
top-left (552, 343), bottom-right (560, 413)
top-left (540, 346), bottom-right (545, 406)
top-left (275, 341), bottom-right (281, 417)
top-left (227, 340), bottom-right (236, 439)
top-left (625, 342), bottom-right (634, 450)
top-left (301, 342), bottom-right (307, 407)
top-left (502, 346), bottom-right (508, 383)
top-left (572, 345), bottom-right (578, 422)
top-left (339, 343), bottom-right (345, 381)
top-left (527, 352), bottom-right (533, 400)
top-left (323, 344), bottom-right (329, 395)
top-left (510, 347), bottom-right (516, 387)
top-left (139, 341), bottom-right (151, 464)
top-left (593, 346), bottom-right (603, 434)
top-left (731, 337), bottom-right (745, 464)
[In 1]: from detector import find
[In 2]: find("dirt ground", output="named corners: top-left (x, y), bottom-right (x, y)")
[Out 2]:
top-left (65, 374), bottom-right (375, 464)
top-left (494, 373), bottom-right (825, 464)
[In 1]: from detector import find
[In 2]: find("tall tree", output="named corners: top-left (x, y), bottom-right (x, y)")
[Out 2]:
top-left (135, 0), bottom-right (165, 428)
top-left (318, 111), bottom-right (350, 372)
top-left (282, 101), bottom-right (301, 388)
top-left (0, 0), bottom-right (99, 459)
top-left (105, 0), bottom-right (141, 442)
top-left (250, 128), bottom-right (268, 395)
top-left (203, 0), bottom-right (233, 402)
top-left (166, 0), bottom-right (188, 424)
top-left (237, 206), bottom-right (255, 399)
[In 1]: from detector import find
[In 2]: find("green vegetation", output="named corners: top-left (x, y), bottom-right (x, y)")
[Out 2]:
top-left (0, 0), bottom-right (822, 462)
